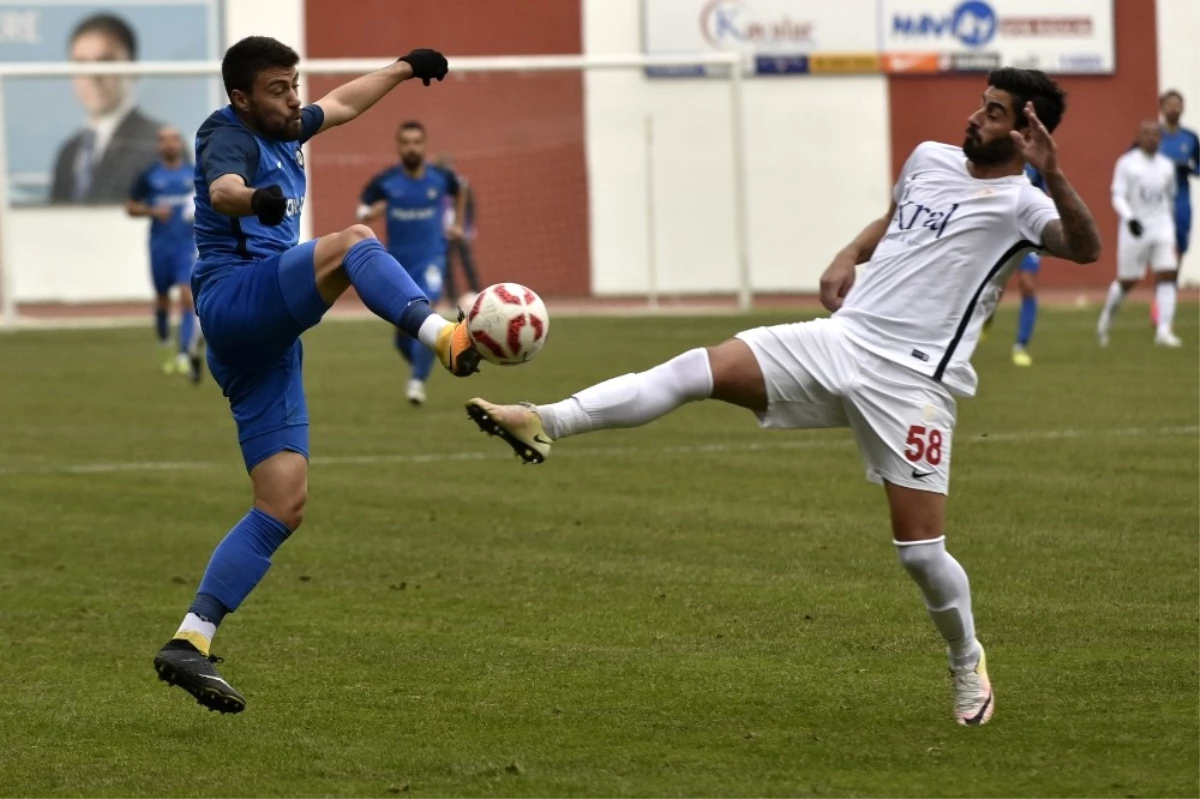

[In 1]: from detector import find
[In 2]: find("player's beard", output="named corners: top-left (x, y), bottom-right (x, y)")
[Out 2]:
top-left (252, 104), bottom-right (302, 141)
top-left (401, 154), bottom-right (423, 171)
top-left (963, 132), bottom-right (1016, 166)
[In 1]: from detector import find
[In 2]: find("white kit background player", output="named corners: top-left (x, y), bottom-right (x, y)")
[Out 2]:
top-left (1097, 120), bottom-right (1181, 347)
top-left (465, 68), bottom-right (1102, 727)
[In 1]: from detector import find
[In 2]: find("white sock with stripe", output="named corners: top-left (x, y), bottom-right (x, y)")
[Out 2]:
top-left (537, 348), bottom-right (714, 440)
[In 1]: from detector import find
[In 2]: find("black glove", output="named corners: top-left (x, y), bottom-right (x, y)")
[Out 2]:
top-left (251, 186), bottom-right (288, 226)
top-left (1128, 218), bottom-right (1144, 238)
top-left (398, 48), bottom-right (448, 86)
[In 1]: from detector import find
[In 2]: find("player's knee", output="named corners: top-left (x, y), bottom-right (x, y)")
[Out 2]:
top-left (342, 224), bottom-right (377, 249)
top-left (256, 487), bottom-right (306, 531)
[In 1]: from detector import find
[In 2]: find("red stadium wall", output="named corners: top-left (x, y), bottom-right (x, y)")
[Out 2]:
top-left (303, 0), bottom-right (589, 295)
top-left (887, 0), bottom-right (1159, 289)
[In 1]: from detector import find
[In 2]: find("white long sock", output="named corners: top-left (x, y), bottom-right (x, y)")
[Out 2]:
top-left (1098, 281), bottom-right (1125, 333)
top-left (537, 348), bottom-right (713, 440)
top-left (1155, 280), bottom-right (1178, 335)
top-left (895, 536), bottom-right (979, 668)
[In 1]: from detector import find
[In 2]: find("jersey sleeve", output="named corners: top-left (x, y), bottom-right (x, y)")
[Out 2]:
top-left (442, 168), bottom-right (461, 196)
top-left (201, 126), bottom-right (260, 186)
top-left (360, 171), bottom-right (387, 205)
top-left (1190, 131), bottom-right (1200, 176)
top-left (1110, 157), bottom-right (1134, 221)
top-left (129, 166), bottom-right (152, 202)
top-left (299, 105), bottom-right (325, 144)
top-left (1016, 183), bottom-right (1058, 245)
top-left (892, 143), bottom-right (932, 203)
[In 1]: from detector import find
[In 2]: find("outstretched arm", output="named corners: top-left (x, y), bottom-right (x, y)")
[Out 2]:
top-left (315, 50), bottom-right (448, 135)
top-left (818, 199), bottom-right (896, 312)
top-left (1040, 170), bottom-right (1102, 263)
top-left (1011, 102), bottom-right (1101, 264)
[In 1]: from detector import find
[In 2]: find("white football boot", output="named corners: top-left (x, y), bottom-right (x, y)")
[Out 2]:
top-left (951, 645), bottom-right (994, 726)
top-left (465, 399), bottom-right (552, 464)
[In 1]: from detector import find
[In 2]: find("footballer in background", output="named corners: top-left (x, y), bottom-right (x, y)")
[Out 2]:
top-left (1150, 90), bottom-right (1199, 327)
top-left (126, 125), bottom-right (202, 381)
top-left (358, 121), bottom-right (465, 406)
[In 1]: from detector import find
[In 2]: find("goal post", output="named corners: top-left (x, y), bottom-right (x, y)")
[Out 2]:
top-left (0, 52), bottom-right (749, 330)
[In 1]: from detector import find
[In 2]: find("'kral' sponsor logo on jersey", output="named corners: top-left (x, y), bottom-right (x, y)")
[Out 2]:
top-left (893, 198), bottom-right (960, 239)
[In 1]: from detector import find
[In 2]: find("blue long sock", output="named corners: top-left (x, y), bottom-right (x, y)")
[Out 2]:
top-left (1017, 295), bottom-right (1037, 347)
top-left (394, 329), bottom-right (415, 364)
top-left (190, 507), bottom-right (293, 627)
top-left (179, 311), bottom-right (196, 354)
top-left (154, 308), bottom-right (168, 342)
top-left (412, 341), bottom-right (436, 381)
top-left (344, 239), bottom-right (433, 339)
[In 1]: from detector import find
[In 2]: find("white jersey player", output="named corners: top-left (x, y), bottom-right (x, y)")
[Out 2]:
top-left (1097, 120), bottom-right (1181, 347)
top-left (464, 69), bottom-right (1101, 727)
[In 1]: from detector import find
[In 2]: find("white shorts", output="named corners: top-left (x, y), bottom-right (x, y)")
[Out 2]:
top-left (736, 317), bottom-right (957, 494)
top-left (1117, 230), bottom-right (1177, 281)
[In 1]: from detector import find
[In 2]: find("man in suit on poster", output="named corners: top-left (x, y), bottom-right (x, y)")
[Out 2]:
top-left (50, 12), bottom-right (164, 204)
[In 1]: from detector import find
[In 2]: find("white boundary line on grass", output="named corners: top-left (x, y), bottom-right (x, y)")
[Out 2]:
top-left (0, 425), bottom-right (1195, 477)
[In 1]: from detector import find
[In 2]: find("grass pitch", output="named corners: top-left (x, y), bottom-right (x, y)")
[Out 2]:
top-left (0, 303), bottom-right (1196, 797)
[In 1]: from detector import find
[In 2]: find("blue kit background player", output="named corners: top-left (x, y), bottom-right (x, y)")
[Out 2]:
top-left (982, 162), bottom-right (1044, 366)
top-left (357, 121), bottom-right (465, 406)
top-left (126, 125), bottom-right (200, 380)
top-left (1151, 90), bottom-right (1199, 327)
top-left (151, 37), bottom-right (481, 714)
top-left (1160, 91), bottom-right (1198, 262)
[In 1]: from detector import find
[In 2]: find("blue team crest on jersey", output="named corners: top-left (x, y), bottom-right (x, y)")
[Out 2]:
top-left (296, 148), bottom-right (305, 169)
top-left (427, 187), bottom-right (436, 199)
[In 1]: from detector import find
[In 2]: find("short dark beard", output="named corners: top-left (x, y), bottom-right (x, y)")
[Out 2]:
top-left (963, 133), bottom-right (1016, 166)
top-left (401, 154), bottom-right (423, 171)
top-left (250, 106), bottom-right (300, 141)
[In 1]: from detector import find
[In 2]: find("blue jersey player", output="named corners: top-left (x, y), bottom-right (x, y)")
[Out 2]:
top-left (358, 121), bottom-right (466, 405)
top-left (981, 162), bottom-right (1044, 366)
top-left (126, 126), bottom-right (201, 380)
top-left (152, 38), bottom-right (480, 714)
top-left (1151, 90), bottom-right (1199, 327)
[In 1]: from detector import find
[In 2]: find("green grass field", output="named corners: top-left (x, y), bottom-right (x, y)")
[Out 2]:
top-left (0, 304), bottom-right (1197, 798)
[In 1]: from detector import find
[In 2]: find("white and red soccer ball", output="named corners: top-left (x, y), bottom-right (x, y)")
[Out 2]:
top-left (464, 283), bottom-right (549, 365)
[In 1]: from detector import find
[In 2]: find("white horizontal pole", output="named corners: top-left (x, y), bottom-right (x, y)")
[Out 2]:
top-left (0, 52), bottom-right (740, 79)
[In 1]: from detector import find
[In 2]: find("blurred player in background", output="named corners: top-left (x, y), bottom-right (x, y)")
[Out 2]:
top-left (126, 125), bottom-right (201, 381)
top-left (981, 163), bottom-right (1045, 366)
top-left (358, 122), bottom-right (465, 406)
top-left (1149, 90), bottom-right (1199, 327)
top-left (436, 154), bottom-right (482, 303)
top-left (466, 69), bottom-right (1101, 726)
top-left (1098, 120), bottom-right (1179, 347)
top-left (152, 39), bottom-right (479, 714)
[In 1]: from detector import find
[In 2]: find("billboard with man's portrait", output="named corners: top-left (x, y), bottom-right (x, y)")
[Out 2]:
top-left (0, 0), bottom-right (222, 205)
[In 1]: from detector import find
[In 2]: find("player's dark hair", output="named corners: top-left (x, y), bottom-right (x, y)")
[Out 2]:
top-left (221, 36), bottom-right (300, 98)
top-left (987, 67), bottom-right (1067, 133)
top-left (398, 120), bottom-right (426, 136)
top-left (70, 13), bottom-right (137, 59)
top-left (1160, 89), bottom-right (1184, 106)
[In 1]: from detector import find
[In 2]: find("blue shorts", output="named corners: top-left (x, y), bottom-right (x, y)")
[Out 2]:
top-left (1176, 206), bottom-right (1192, 255)
top-left (396, 253), bottom-right (446, 304)
top-left (195, 240), bottom-right (329, 472)
top-left (1018, 253), bottom-right (1040, 274)
top-left (151, 247), bottom-right (194, 295)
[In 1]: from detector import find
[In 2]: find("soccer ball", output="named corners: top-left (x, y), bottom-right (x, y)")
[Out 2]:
top-left (465, 283), bottom-right (549, 365)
